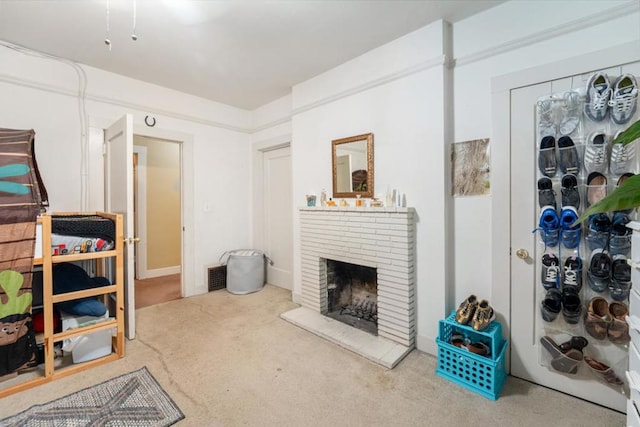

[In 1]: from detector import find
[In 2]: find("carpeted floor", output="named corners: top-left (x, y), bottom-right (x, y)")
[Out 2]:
top-left (0, 285), bottom-right (626, 426)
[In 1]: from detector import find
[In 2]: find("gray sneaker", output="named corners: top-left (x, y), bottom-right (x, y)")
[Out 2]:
top-left (538, 177), bottom-right (556, 209)
top-left (609, 74), bottom-right (638, 125)
top-left (584, 131), bottom-right (608, 174)
top-left (561, 174), bottom-right (580, 209)
top-left (585, 72), bottom-right (611, 122)
top-left (610, 130), bottom-right (635, 176)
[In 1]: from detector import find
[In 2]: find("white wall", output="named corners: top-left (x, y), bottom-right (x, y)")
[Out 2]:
top-left (0, 44), bottom-right (253, 297)
top-left (254, 0), bottom-right (640, 356)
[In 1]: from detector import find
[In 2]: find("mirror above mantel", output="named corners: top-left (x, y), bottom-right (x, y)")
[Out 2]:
top-left (332, 133), bottom-right (374, 199)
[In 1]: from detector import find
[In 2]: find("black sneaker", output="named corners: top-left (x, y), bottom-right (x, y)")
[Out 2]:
top-left (587, 249), bottom-right (611, 293)
top-left (562, 286), bottom-right (582, 324)
top-left (563, 256), bottom-right (582, 291)
top-left (561, 174), bottom-right (580, 209)
top-left (558, 135), bottom-right (580, 175)
top-left (538, 136), bottom-right (557, 178)
top-left (610, 255), bottom-right (631, 301)
top-left (541, 253), bottom-right (560, 290)
top-left (541, 288), bottom-right (562, 322)
top-left (538, 177), bottom-right (556, 209)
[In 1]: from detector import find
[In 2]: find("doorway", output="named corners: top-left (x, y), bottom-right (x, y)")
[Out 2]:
top-left (133, 135), bottom-right (182, 308)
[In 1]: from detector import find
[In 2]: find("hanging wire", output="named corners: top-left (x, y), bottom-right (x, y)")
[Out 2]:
top-left (105, 0), bottom-right (112, 50)
top-left (132, 0), bottom-right (138, 40)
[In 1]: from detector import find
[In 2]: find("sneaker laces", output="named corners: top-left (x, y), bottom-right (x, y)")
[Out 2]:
top-left (611, 143), bottom-right (628, 163)
top-left (546, 265), bottom-right (559, 284)
top-left (590, 87), bottom-right (612, 111)
top-left (609, 88), bottom-right (638, 113)
top-left (564, 267), bottom-right (578, 286)
top-left (588, 145), bottom-right (607, 166)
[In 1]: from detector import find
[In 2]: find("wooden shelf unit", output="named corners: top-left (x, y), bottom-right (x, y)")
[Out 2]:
top-left (0, 212), bottom-right (125, 398)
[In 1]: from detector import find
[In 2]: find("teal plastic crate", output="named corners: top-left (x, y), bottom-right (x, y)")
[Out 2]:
top-left (436, 311), bottom-right (507, 400)
top-left (438, 310), bottom-right (503, 360)
top-left (436, 337), bottom-right (507, 400)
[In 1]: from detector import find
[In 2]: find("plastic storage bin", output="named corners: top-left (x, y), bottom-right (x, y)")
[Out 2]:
top-left (223, 249), bottom-right (266, 295)
top-left (436, 311), bottom-right (507, 400)
top-left (60, 311), bottom-right (112, 363)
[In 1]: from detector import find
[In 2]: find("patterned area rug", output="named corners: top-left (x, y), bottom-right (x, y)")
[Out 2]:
top-left (0, 367), bottom-right (184, 426)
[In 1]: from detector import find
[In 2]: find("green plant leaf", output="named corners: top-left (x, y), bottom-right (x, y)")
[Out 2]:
top-left (611, 119), bottom-right (640, 146)
top-left (578, 173), bottom-right (640, 223)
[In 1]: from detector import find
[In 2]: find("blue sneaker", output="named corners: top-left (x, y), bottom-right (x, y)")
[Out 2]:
top-left (560, 206), bottom-right (581, 248)
top-left (585, 213), bottom-right (611, 251)
top-left (539, 206), bottom-right (560, 247)
top-left (610, 212), bottom-right (631, 257)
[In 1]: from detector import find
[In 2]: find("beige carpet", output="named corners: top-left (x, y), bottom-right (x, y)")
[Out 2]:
top-left (0, 285), bottom-right (625, 426)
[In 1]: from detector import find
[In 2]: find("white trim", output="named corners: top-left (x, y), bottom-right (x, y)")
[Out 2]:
top-left (456, 0), bottom-right (639, 67)
top-left (133, 145), bottom-right (148, 280)
top-left (140, 266), bottom-right (181, 279)
top-left (0, 72), bottom-right (252, 134)
top-left (291, 55), bottom-right (447, 117)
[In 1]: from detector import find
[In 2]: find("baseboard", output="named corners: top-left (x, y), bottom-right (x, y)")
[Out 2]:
top-left (416, 334), bottom-right (437, 357)
top-left (138, 266), bottom-right (181, 280)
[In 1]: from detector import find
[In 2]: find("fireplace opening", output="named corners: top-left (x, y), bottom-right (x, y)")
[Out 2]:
top-left (325, 259), bottom-right (377, 335)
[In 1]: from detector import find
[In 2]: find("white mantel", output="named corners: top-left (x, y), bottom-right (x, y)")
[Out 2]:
top-left (282, 206), bottom-right (416, 368)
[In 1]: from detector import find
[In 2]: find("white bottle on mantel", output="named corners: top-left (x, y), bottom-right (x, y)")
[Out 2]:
top-left (385, 186), bottom-right (394, 207)
top-left (320, 189), bottom-right (327, 206)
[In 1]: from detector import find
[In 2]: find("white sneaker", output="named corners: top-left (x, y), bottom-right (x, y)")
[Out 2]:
top-left (585, 72), bottom-right (611, 122)
top-left (609, 74), bottom-right (638, 125)
top-left (610, 130), bottom-right (635, 176)
top-left (584, 131), bottom-right (609, 174)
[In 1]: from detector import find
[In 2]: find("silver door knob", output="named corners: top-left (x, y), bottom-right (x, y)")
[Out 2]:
top-left (516, 248), bottom-right (529, 259)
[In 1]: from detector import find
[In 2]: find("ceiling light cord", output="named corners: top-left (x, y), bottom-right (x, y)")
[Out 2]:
top-left (105, 0), bottom-right (112, 50)
top-left (132, 0), bottom-right (138, 41)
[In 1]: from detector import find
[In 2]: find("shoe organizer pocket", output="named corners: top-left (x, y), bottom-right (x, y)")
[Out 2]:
top-left (609, 235), bottom-right (631, 257)
top-left (585, 230), bottom-right (609, 252)
top-left (584, 183), bottom-right (608, 208)
top-left (539, 228), bottom-right (559, 248)
top-left (557, 144), bottom-right (583, 176)
top-left (537, 146), bottom-right (557, 178)
top-left (609, 280), bottom-right (631, 301)
top-left (560, 229), bottom-right (581, 249)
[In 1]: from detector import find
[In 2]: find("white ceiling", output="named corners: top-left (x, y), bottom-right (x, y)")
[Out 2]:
top-left (0, 0), bottom-right (504, 110)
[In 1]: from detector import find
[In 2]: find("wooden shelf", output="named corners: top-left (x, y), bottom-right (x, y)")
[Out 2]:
top-left (0, 212), bottom-right (125, 398)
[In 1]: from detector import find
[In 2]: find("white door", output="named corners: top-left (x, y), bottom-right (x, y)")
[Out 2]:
top-left (263, 146), bottom-right (292, 289)
top-left (510, 62), bottom-right (640, 412)
top-left (105, 114), bottom-right (136, 339)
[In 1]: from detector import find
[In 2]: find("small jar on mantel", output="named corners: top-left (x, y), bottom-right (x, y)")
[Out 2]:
top-left (355, 195), bottom-right (363, 207)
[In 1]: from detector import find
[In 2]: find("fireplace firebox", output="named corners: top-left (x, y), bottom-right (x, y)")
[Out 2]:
top-left (326, 259), bottom-right (377, 335)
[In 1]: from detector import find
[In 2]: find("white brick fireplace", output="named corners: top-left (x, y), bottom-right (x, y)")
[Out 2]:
top-left (281, 206), bottom-right (416, 368)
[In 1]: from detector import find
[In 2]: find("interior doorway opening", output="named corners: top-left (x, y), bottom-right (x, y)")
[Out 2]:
top-left (133, 135), bottom-right (182, 308)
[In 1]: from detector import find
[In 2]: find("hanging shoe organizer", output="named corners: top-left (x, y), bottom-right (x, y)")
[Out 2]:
top-left (534, 71), bottom-right (639, 391)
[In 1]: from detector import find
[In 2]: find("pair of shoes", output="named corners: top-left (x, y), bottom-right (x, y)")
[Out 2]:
top-left (584, 297), bottom-right (630, 344)
top-left (537, 135), bottom-right (578, 178)
top-left (537, 91), bottom-right (582, 137)
top-left (540, 335), bottom-right (586, 374)
top-left (587, 248), bottom-right (612, 292)
top-left (585, 172), bottom-right (607, 208)
top-left (538, 206), bottom-right (580, 248)
top-left (540, 286), bottom-right (581, 323)
top-left (449, 334), bottom-right (491, 357)
top-left (454, 295), bottom-right (495, 331)
top-left (584, 356), bottom-right (624, 385)
top-left (585, 73), bottom-right (638, 124)
top-left (610, 132), bottom-right (636, 176)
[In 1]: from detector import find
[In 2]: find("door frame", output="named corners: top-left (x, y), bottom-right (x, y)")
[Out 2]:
top-left (252, 134), bottom-right (292, 280)
top-left (490, 40), bottom-right (640, 370)
top-left (133, 145), bottom-right (148, 280)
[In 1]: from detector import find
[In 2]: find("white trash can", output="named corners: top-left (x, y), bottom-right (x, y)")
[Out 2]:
top-left (220, 249), bottom-right (267, 295)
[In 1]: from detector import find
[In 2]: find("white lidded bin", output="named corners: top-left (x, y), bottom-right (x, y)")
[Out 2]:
top-left (221, 249), bottom-right (268, 295)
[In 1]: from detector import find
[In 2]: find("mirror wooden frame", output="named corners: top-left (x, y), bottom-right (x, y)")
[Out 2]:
top-left (331, 132), bottom-right (374, 199)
